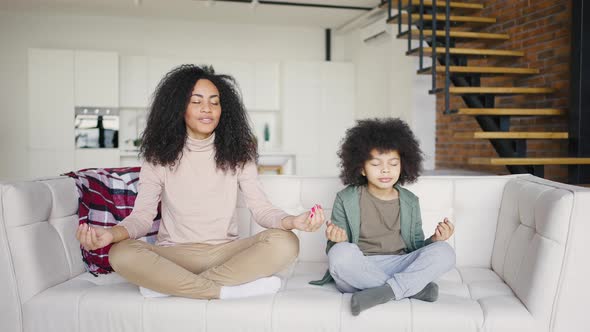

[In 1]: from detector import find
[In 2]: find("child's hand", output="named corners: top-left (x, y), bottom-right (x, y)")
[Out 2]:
top-left (290, 204), bottom-right (325, 232)
top-left (430, 217), bottom-right (454, 242)
top-left (325, 221), bottom-right (348, 243)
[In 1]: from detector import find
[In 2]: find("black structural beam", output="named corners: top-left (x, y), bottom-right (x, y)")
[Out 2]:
top-left (326, 29), bottom-right (331, 61)
top-left (211, 0), bottom-right (373, 11)
top-left (570, 0), bottom-right (590, 184)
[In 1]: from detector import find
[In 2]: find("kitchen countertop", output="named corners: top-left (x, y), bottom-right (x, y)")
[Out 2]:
top-left (119, 150), bottom-right (296, 158)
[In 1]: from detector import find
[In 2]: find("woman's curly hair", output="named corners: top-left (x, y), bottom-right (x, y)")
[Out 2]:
top-left (140, 64), bottom-right (257, 173)
top-left (338, 118), bottom-right (424, 186)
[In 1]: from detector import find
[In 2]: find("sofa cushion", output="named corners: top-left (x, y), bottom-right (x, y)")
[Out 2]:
top-left (23, 262), bottom-right (538, 332)
top-left (64, 167), bottom-right (161, 274)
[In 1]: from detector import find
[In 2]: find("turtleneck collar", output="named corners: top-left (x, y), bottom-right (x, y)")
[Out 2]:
top-left (185, 132), bottom-right (215, 152)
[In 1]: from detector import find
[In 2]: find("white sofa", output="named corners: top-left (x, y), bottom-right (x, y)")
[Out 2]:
top-left (1, 174), bottom-right (589, 332)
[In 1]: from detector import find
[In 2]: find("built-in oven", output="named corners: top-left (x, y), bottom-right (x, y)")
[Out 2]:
top-left (74, 107), bottom-right (119, 149)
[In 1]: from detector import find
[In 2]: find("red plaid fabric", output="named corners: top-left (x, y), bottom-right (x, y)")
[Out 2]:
top-left (64, 167), bottom-right (161, 275)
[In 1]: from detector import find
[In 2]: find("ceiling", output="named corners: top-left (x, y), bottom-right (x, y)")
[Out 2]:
top-left (0, 0), bottom-right (382, 28)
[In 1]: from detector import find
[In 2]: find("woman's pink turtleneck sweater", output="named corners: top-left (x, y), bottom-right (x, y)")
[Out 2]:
top-left (119, 133), bottom-right (289, 246)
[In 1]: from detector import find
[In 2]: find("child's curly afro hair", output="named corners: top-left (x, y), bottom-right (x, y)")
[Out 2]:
top-left (338, 118), bottom-right (424, 186)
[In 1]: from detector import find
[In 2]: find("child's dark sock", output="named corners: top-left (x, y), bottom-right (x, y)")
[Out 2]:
top-left (409, 282), bottom-right (439, 302)
top-left (350, 284), bottom-right (395, 316)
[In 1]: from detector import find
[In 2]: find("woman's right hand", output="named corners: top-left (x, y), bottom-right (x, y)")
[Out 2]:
top-left (76, 224), bottom-right (114, 251)
top-left (325, 221), bottom-right (348, 243)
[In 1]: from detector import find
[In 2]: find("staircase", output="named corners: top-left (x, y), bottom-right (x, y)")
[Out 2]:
top-left (379, 0), bottom-right (590, 181)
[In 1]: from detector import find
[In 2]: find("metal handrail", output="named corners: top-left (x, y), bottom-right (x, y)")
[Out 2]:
top-left (432, 0), bottom-right (437, 92)
top-left (387, 0), bottom-right (392, 26)
top-left (394, 0), bottom-right (451, 113)
top-left (397, 0), bottom-right (402, 35)
top-left (408, 0), bottom-right (413, 52)
top-left (419, 0), bottom-right (424, 70)
top-left (444, 0), bottom-right (451, 113)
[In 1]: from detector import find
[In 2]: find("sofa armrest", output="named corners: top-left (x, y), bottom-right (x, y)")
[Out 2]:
top-left (492, 175), bottom-right (590, 332)
top-left (0, 185), bottom-right (23, 332)
top-left (0, 177), bottom-right (82, 332)
top-left (551, 189), bottom-right (590, 331)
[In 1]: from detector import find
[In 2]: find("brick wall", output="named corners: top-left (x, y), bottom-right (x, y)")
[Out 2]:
top-left (434, 0), bottom-right (571, 182)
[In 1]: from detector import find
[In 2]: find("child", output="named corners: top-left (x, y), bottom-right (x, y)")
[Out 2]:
top-left (310, 118), bottom-right (456, 316)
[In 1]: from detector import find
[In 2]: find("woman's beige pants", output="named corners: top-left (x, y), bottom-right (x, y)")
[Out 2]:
top-left (109, 229), bottom-right (299, 299)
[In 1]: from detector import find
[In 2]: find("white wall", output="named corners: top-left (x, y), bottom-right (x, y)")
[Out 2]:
top-left (0, 10), bottom-right (324, 180)
top-left (333, 26), bottom-right (436, 170)
top-left (0, 9), bottom-right (434, 179)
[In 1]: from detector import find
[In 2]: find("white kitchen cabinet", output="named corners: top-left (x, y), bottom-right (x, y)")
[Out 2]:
top-left (28, 48), bottom-right (75, 150)
top-left (75, 149), bottom-right (120, 169)
top-left (118, 108), bottom-right (147, 166)
top-left (209, 60), bottom-right (255, 110)
top-left (74, 50), bottom-right (119, 107)
top-left (28, 48), bottom-right (76, 177)
top-left (147, 57), bottom-right (189, 101)
top-left (282, 61), bottom-right (355, 177)
top-left (29, 149), bottom-right (75, 178)
top-left (120, 56), bottom-right (149, 108)
top-left (119, 109), bottom-right (139, 150)
top-left (145, 58), bottom-right (279, 112)
top-left (318, 62), bottom-right (355, 176)
top-left (282, 62), bottom-right (322, 176)
top-left (120, 152), bottom-right (142, 167)
top-left (207, 61), bottom-right (281, 111)
top-left (254, 62), bottom-right (280, 111)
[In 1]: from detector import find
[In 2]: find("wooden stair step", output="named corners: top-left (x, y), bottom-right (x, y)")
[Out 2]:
top-left (454, 132), bottom-right (568, 139)
top-left (380, 0), bottom-right (484, 10)
top-left (448, 87), bottom-right (556, 95)
top-left (468, 158), bottom-right (590, 166)
top-left (456, 108), bottom-right (566, 116)
top-left (399, 29), bottom-right (510, 41)
top-left (418, 66), bottom-right (540, 75)
top-left (388, 13), bottom-right (496, 25)
top-left (408, 47), bottom-right (524, 57)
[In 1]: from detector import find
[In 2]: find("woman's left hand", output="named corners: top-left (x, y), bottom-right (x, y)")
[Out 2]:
top-left (430, 217), bottom-right (455, 242)
top-left (283, 204), bottom-right (325, 232)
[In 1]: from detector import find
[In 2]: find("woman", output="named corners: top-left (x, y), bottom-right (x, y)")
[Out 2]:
top-left (76, 64), bottom-right (325, 299)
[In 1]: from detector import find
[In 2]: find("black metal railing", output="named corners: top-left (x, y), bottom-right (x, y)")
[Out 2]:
top-left (444, 0), bottom-right (451, 114)
top-left (382, 0), bottom-right (560, 177)
top-left (386, 0), bottom-right (452, 113)
top-left (419, 0), bottom-right (424, 70)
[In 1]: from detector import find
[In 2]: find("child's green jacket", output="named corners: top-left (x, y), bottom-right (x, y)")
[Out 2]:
top-left (310, 183), bottom-right (433, 286)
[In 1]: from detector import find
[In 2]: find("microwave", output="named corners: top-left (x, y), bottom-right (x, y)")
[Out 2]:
top-left (75, 107), bottom-right (119, 149)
